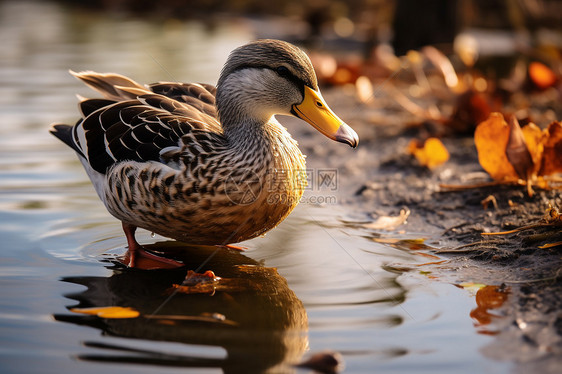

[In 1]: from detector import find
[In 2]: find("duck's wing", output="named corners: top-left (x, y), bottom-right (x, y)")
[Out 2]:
top-left (148, 82), bottom-right (217, 119)
top-left (70, 71), bottom-right (218, 121)
top-left (53, 71), bottom-right (226, 175)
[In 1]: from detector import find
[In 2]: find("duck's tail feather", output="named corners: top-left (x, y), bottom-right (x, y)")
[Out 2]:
top-left (49, 123), bottom-right (85, 158)
top-left (69, 70), bottom-right (149, 101)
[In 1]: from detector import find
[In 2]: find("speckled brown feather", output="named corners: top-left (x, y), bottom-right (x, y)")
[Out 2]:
top-left (53, 66), bottom-right (307, 245)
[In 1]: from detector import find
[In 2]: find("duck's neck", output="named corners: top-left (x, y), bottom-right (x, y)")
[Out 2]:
top-left (215, 70), bottom-right (305, 173)
top-left (222, 115), bottom-right (270, 149)
top-left (223, 115), bottom-right (290, 172)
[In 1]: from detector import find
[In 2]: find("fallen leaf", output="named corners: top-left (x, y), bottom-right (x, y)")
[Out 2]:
top-left (474, 113), bottom-right (519, 181)
top-left (70, 306), bottom-right (140, 319)
top-left (447, 116), bottom-right (562, 194)
top-left (408, 137), bottom-right (450, 169)
top-left (476, 114), bottom-right (562, 181)
top-left (521, 122), bottom-right (544, 177)
top-left (365, 208), bottom-right (410, 230)
top-left (539, 121), bottom-right (562, 176)
top-left (505, 115), bottom-right (534, 180)
top-left (529, 61), bottom-right (557, 89)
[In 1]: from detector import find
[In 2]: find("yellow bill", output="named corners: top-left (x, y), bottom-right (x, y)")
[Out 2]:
top-left (292, 86), bottom-right (359, 148)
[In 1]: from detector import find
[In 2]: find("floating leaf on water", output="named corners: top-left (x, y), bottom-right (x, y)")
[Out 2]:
top-left (70, 306), bottom-right (140, 319)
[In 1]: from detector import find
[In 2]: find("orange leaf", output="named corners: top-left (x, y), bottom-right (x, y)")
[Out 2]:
top-left (539, 121), bottom-right (562, 176)
top-left (529, 61), bottom-right (557, 89)
top-left (521, 122), bottom-right (544, 177)
top-left (408, 138), bottom-right (449, 169)
top-left (474, 113), bottom-right (519, 180)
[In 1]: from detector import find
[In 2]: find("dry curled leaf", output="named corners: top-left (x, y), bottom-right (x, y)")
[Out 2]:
top-left (539, 121), bottom-right (562, 176)
top-left (365, 208), bottom-right (410, 231)
top-left (505, 115), bottom-right (534, 180)
top-left (408, 137), bottom-right (450, 169)
top-left (521, 121), bottom-right (544, 177)
top-left (475, 113), bottom-right (562, 185)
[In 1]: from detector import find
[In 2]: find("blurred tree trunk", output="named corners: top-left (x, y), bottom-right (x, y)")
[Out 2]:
top-left (392, 0), bottom-right (459, 55)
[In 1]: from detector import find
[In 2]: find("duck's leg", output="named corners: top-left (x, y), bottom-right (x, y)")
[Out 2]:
top-left (121, 222), bottom-right (184, 269)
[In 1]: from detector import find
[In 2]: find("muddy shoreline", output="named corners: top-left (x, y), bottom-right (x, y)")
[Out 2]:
top-left (290, 88), bottom-right (562, 373)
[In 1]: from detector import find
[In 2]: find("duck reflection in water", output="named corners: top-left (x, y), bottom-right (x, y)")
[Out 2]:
top-left (54, 242), bottom-right (308, 373)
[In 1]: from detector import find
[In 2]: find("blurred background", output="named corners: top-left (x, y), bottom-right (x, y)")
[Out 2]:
top-left (0, 1), bottom-right (561, 374)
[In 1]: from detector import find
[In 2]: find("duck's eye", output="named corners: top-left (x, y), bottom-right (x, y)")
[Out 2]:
top-left (276, 66), bottom-right (290, 77)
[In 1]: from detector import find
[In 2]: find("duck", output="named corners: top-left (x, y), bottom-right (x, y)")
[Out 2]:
top-left (50, 39), bottom-right (358, 269)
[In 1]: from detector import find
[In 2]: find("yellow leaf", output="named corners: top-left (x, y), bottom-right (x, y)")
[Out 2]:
top-left (521, 122), bottom-right (544, 177)
top-left (408, 138), bottom-right (449, 169)
top-left (70, 306), bottom-right (140, 319)
top-left (474, 113), bottom-right (519, 180)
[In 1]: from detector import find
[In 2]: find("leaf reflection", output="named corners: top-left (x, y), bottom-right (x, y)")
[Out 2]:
top-left (54, 242), bottom-right (308, 373)
top-left (458, 283), bottom-right (510, 336)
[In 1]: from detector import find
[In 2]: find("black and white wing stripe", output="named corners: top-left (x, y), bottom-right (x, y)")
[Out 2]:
top-left (72, 93), bottom-right (224, 174)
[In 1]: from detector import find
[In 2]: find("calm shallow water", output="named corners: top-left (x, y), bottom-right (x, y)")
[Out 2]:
top-left (0, 1), bottom-right (512, 373)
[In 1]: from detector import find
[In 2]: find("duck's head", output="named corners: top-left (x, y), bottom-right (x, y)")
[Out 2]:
top-left (216, 39), bottom-right (358, 148)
